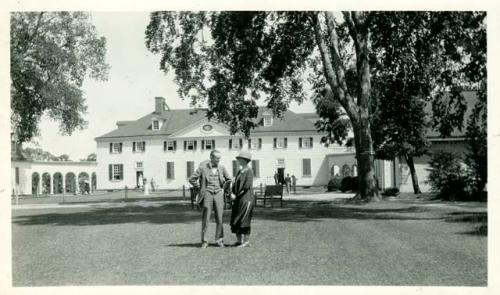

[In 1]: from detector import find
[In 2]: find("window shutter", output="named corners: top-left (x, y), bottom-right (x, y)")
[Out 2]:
top-left (259, 138), bottom-right (262, 149)
top-left (229, 139), bottom-right (232, 149)
top-left (119, 143), bottom-right (123, 153)
top-left (119, 164), bottom-right (124, 180)
top-left (133, 142), bottom-right (136, 152)
top-left (167, 162), bottom-right (175, 180)
top-left (201, 140), bottom-right (205, 150)
top-left (284, 137), bottom-right (288, 148)
top-left (194, 140), bottom-right (197, 151)
top-left (184, 141), bottom-right (187, 151)
top-left (256, 160), bottom-right (260, 177)
top-left (109, 143), bottom-right (112, 153)
top-left (310, 137), bottom-right (313, 148)
top-left (109, 164), bottom-right (112, 180)
top-left (232, 160), bottom-right (237, 177)
top-left (248, 139), bottom-right (251, 149)
top-left (302, 159), bottom-right (311, 176)
top-left (212, 140), bottom-right (215, 149)
top-left (273, 138), bottom-right (277, 148)
top-left (163, 141), bottom-right (167, 151)
top-left (143, 141), bottom-right (146, 152)
top-left (239, 138), bottom-right (243, 149)
top-left (299, 137), bottom-right (303, 149)
top-left (174, 141), bottom-right (177, 151)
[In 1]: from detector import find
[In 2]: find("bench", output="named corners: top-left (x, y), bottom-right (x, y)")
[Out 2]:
top-left (255, 185), bottom-right (284, 208)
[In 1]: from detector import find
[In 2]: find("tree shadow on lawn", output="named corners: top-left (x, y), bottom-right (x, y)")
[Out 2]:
top-left (59, 196), bottom-right (187, 205)
top-left (12, 200), bottom-right (453, 227)
top-left (444, 212), bottom-right (487, 236)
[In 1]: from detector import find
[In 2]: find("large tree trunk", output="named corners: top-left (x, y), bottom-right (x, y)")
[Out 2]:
top-left (404, 154), bottom-right (421, 194)
top-left (353, 119), bottom-right (380, 201)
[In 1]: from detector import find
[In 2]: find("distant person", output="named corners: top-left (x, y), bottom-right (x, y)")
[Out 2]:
top-left (291, 174), bottom-right (297, 194)
top-left (284, 174), bottom-right (291, 194)
top-left (230, 151), bottom-right (255, 248)
top-left (189, 150), bottom-right (231, 248)
top-left (150, 178), bottom-right (156, 192)
top-left (273, 171), bottom-right (279, 185)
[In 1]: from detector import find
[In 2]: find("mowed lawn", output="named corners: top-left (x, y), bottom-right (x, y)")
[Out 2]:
top-left (11, 195), bottom-right (487, 286)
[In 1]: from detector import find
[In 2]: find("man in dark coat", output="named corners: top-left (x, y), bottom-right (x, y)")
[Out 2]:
top-left (189, 150), bottom-right (231, 248)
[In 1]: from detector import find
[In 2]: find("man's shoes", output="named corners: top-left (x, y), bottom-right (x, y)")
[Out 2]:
top-left (200, 242), bottom-right (208, 248)
top-left (236, 241), bottom-right (250, 248)
top-left (232, 241), bottom-right (242, 247)
top-left (216, 240), bottom-right (225, 248)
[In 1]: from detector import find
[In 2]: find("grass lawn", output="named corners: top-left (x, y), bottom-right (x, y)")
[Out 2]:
top-left (11, 193), bottom-right (487, 286)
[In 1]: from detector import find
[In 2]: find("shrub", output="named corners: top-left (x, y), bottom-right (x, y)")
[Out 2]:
top-left (427, 151), bottom-right (468, 200)
top-left (340, 176), bottom-right (358, 192)
top-left (327, 175), bottom-right (342, 192)
top-left (382, 187), bottom-right (400, 197)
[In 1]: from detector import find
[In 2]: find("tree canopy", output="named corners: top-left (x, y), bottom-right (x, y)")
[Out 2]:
top-left (145, 11), bottom-right (485, 200)
top-left (11, 12), bottom-right (109, 144)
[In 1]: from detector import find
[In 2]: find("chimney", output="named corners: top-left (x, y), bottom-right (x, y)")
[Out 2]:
top-left (155, 97), bottom-right (169, 114)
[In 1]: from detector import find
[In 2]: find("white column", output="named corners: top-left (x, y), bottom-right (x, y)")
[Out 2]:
top-left (62, 174), bottom-right (66, 195)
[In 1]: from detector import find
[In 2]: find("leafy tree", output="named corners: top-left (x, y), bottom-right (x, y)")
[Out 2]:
top-left (146, 11), bottom-right (382, 200)
top-left (11, 12), bottom-right (109, 144)
top-left (55, 154), bottom-right (71, 161)
top-left (81, 153), bottom-right (97, 161)
top-left (315, 12), bottom-right (485, 195)
top-left (145, 11), bottom-right (485, 201)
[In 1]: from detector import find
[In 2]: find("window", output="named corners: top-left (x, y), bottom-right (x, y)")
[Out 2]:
top-left (15, 167), bottom-right (19, 185)
top-left (152, 120), bottom-right (160, 130)
top-left (300, 137), bottom-right (313, 149)
top-left (110, 143), bottom-right (122, 154)
top-left (133, 141), bottom-right (146, 153)
top-left (251, 160), bottom-right (260, 178)
top-left (248, 138), bottom-right (262, 150)
top-left (202, 139), bottom-right (215, 150)
top-left (229, 138), bottom-right (243, 150)
top-left (164, 140), bottom-right (176, 151)
top-left (186, 161), bottom-right (195, 178)
top-left (273, 137), bottom-right (287, 149)
top-left (302, 159), bottom-right (312, 177)
top-left (136, 162), bottom-right (143, 169)
top-left (263, 115), bottom-right (273, 126)
top-left (167, 162), bottom-right (175, 180)
top-left (108, 164), bottom-right (124, 180)
top-left (184, 140), bottom-right (197, 151)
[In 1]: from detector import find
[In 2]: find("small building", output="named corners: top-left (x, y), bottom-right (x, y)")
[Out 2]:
top-left (10, 135), bottom-right (97, 196)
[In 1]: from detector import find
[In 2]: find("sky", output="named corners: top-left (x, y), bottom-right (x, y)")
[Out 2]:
top-left (28, 11), bottom-right (317, 161)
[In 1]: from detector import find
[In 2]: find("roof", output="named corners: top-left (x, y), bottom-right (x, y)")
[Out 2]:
top-left (95, 107), bottom-right (318, 140)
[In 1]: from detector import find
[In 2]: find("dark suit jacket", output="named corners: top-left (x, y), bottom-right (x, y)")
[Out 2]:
top-left (189, 160), bottom-right (231, 202)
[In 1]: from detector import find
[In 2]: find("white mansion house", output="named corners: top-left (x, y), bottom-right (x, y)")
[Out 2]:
top-left (94, 97), bottom-right (371, 191)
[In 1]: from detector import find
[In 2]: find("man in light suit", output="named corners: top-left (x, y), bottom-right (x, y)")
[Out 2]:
top-left (189, 149), bottom-right (231, 248)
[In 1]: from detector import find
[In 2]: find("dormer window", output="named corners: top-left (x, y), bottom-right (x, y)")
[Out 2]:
top-left (152, 120), bottom-right (160, 131)
top-left (263, 115), bottom-right (273, 126)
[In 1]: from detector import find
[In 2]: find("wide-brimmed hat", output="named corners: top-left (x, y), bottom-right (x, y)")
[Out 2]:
top-left (236, 150), bottom-right (252, 161)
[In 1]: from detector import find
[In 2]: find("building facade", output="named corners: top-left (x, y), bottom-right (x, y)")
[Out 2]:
top-left (95, 97), bottom-right (361, 191)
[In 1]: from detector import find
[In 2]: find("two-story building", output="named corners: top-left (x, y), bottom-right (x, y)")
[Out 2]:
top-left (94, 97), bottom-right (362, 191)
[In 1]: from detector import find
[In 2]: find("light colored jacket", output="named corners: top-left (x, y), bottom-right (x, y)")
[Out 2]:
top-left (189, 160), bottom-right (231, 200)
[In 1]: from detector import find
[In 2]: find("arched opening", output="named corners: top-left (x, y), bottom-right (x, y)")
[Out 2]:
top-left (41, 172), bottom-right (51, 195)
top-left (53, 172), bottom-right (64, 194)
top-left (342, 164), bottom-right (351, 177)
top-left (91, 172), bottom-right (97, 192)
top-left (352, 165), bottom-right (358, 177)
top-left (65, 172), bottom-right (76, 194)
top-left (31, 172), bottom-right (40, 196)
top-left (78, 172), bottom-right (90, 195)
top-left (330, 165), bottom-right (340, 178)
